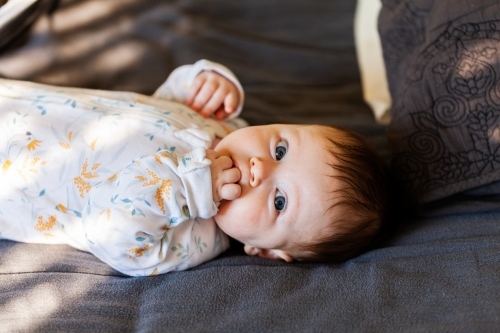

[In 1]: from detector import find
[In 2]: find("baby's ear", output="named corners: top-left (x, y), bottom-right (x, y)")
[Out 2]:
top-left (244, 245), bottom-right (293, 262)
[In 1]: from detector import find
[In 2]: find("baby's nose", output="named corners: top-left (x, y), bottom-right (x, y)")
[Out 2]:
top-left (249, 157), bottom-right (265, 187)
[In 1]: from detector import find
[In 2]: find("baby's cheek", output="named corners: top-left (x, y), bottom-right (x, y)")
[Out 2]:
top-left (217, 199), bottom-right (248, 223)
top-left (214, 198), bottom-right (258, 241)
top-left (215, 200), bottom-right (231, 218)
top-left (214, 200), bottom-right (238, 232)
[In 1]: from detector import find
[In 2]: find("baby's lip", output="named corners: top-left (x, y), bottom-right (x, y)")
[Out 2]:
top-left (232, 158), bottom-right (239, 169)
top-left (232, 159), bottom-right (244, 185)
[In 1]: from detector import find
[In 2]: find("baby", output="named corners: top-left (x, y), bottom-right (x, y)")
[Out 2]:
top-left (0, 60), bottom-right (389, 276)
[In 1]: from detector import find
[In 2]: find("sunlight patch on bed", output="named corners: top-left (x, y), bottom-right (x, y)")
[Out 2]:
top-left (0, 0), bottom-right (141, 79)
top-left (52, 0), bottom-right (137, 33)
top-left (93, 41), bottom-right (146, 74)
top-left (1, 282), bottom-right (60, 330)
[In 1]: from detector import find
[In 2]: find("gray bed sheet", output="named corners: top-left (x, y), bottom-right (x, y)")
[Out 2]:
top-left (0, 0), bottom-right (499, 332)
top-left (2, 206), bottom-right (500, 332)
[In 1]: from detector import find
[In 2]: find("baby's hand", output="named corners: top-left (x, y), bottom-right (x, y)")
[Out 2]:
top-left (206, 150), bottom-right (241, 203)
top-left (187, 71), bottom-right (240, 119)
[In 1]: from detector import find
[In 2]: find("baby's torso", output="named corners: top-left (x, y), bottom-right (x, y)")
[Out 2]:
top-left (0, 79), bottom-right (242, 248)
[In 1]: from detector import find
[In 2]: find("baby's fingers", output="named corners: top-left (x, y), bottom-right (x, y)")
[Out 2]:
top-left (214, 108), bottom-right (227, 120)
top-left (191, 80), bottom-right (218, 113)
top-left (220, 183), bottom-right (241, 201)
top-left (222, 166), bottom-right (240, 184)
top-left (199, 89), bottom-right (226, 118)
top-left (205, 149), bottom-right (220, 162)
top-left (214, 155), bottom-right (233, 170)
top-left (223, 90), bottom-right (239, 114)
top-left (187, 75), bottom-right (205, 106)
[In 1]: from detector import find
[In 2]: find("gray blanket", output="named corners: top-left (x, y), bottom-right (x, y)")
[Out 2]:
top-left (0, 0), bottom-right (499, 332)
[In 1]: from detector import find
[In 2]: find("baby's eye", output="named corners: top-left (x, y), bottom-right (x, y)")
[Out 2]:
top-left (274, 190), bottom-right (287, 211)
top-left (275, 141), bottom-right (287, 161)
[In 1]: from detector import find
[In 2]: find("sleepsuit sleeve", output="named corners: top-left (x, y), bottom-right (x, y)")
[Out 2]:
top-left (153, 59), bottom-right (244, 118)
top-left (82, 147), bottom-right (226, 276)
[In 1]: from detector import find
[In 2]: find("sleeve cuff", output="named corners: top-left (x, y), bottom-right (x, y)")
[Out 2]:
top-left (177, 147), bottom-right (218, 219)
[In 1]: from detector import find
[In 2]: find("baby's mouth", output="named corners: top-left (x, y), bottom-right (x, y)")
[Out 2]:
top-left (232, 159), bottom-right (239, 169)
top-left (231, 159), bottom-right (244, 185)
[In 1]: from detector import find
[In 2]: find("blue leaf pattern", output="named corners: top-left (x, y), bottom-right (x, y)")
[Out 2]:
top-left (0, 70), bottom-right (244, 276)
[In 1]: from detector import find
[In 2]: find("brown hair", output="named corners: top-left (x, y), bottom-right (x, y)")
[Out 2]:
top-left (295, 125), bottom-right (390, 263)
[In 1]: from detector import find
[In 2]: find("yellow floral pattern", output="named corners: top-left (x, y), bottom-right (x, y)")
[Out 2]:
top-left (16, 156), bottom-right (46, 182)
top-left (126, 244), bottom-right (151, 257)
top-left (135, 167), bottom-right (173, 214)
top-left (90, 137), bottom-right (98, 151)
top-left (35, 215), bottom-right (57, 231)
top-left (58, 131), bottom-right (72, 149)
top-left (27, 139), bottom-right (42, 151)
top-left (155, 180), bottom-right (172, 214)
top-left (0, 62), bottom-right (245, 275)
top-left (74, 158), bottom-right (100, 198)
top-left (57, 204), bottom-right (68, 213)
top-left (2, 159), bottom-right (12, 173)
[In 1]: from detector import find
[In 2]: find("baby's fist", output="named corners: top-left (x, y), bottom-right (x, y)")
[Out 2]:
top-left (187, 71), bottom-right (240, 119)
top-left (206, 150), bottom-right (241, 203)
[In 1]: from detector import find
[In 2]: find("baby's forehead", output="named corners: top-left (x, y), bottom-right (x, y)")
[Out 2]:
top-left (293, 161), bottom-right (341, 212)
top-left (291, 125), bottom-right (345, 186)
top-left (306, 172), bottom-right (343, 212)
top-left (283, 123), bottom-right (348, 217)
top-left (301, 125), bottom-right (351, 154)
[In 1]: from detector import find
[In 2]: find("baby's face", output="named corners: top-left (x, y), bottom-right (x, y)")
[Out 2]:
top-left (214, 124), bottom-right (341, 259)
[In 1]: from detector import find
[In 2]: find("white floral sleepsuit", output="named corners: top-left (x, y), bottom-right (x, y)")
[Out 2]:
top-left (0, 60), bottom-right (246, 276)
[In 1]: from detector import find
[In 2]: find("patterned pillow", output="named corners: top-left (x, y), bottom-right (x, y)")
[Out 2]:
top-left (379, 0), bottom-right (500, 203)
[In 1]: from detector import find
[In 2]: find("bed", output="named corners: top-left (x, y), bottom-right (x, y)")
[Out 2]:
top-left (0, 0), bottom-right (499, 331)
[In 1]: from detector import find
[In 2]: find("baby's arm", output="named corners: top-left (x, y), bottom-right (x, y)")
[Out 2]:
top-left (82, 147), bottom-right (236, 276)
top-left (153, 59), bottom-right (244, 119)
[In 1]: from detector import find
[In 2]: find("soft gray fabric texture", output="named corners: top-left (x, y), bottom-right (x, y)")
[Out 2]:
top-left (0, 0), bottom-right (500, 332)
top-left (380, 0), bottom-right (500, 203)
top-left (2, 208), bottom-right (500, 332)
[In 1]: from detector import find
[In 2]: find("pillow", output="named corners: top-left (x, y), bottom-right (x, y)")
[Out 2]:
top-left (354, 0), bottom-right (391, 124)
top-left (379, 0), bottom-right (500, 203)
